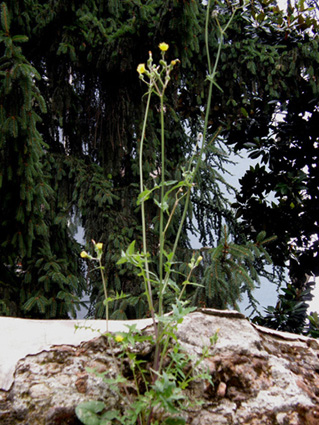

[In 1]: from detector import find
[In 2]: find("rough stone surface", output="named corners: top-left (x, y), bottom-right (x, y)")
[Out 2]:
top-left (1, 310), bottom-right (319, 425)
top-left (0, 316), bottom-right (154, 391)
top-left (178, 311), bottom-right (319, 424)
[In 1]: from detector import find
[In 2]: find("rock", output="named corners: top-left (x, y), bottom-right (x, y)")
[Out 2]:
top-left (0, 316), bottom-right (154, 391)
top-left (0, 309), bottom-right (319, 425)
top-left (178, 310), bottom-right (319, 424)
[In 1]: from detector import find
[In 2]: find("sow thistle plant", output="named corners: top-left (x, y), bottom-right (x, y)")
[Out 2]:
top-left (76, 3), bottom-right (245, 424)
top-left (77, 43), bottom-right (213, 425)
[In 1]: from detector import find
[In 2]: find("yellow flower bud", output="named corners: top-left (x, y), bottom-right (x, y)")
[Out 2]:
top-left (159, 42), bottom-right (169, 52)
top-left (96, 242), bottom-right (103, 251)
top-left (137, 63), bottom-right (146, 74)
top-left (115, 335), bottom-right (124, 343)
top-left (194, 255), bottom-right (203, 267)
top-left (80, 251), bottom-right (89, 259)
top-left (171, 59), bottom-right (180, 67)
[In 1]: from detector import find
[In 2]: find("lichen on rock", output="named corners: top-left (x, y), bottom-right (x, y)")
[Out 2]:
top-left (1, 310), bottom-right (319, 424)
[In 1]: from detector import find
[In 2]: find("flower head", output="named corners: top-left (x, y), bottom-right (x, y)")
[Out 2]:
top-left (159, 42), bottom-right (169, 52)
top-left (96, 242), bottom-right (103, 251)
top-left (115, 334), bottom-right (124, 343)
top-left (137, 63), bottom-right (146, 74)
top-left (80, 251), bottom-right (89, 259)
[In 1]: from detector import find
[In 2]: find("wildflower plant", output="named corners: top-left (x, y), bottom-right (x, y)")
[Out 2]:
top-left (76, 2), bottom-right (239, 424)
top-left (81, 240), bottom-right (111, 330)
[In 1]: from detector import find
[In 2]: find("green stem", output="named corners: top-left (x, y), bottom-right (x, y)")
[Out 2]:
top-left (158, 331), bottom-right (174, 373)
top-left (158, 94), bottom-right (165, 317)
top-left (161, 0), bottom-right (227, 295)
top-left (206, 0), bottom-right (213, 76)
top-left (163, 190), bottom-right (186, 236)
top-left (178, 267), bottom-right (194, 301)
top-left (153, 92), bottom-right (166, 376)
top-left (139, 89), bottom-right (157, 334)
top-left (99, 260), bottom-right (108, 333)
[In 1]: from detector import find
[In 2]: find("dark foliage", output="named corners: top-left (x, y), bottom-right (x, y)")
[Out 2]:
top-left (253, 281), bottom-right (315, 334)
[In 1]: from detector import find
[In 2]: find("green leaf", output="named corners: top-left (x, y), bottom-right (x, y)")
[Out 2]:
top-left (12, 35), bottom-right (29, 43)
top-left (166, 278), bottom-right (180, 293)
top-left (100, 410), bottom-right (120, 423)
top-left (248, 150), bottom-right (261, 159)
top-left (1, 3), bottom-right (10, 33)
top-left (75, 401), bottom-right (106, 425)
top-left (127, 240), bottom-right (136, 255)
top-left (154, 198), bottom-right (169, 213)
top-left (206, 75), bottom-right (224, 92)
top-left (240, 107), bottom-right (249, 118)
top-left (212, 80), bottom-right (224, 92)
top-left (256, 231), bottom-right (267, 243)
top-left (137, 187), bottom-right (157, 205)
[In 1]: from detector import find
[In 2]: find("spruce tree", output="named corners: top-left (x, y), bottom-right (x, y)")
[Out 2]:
top-left (0, 2), bottom-right (85, 317)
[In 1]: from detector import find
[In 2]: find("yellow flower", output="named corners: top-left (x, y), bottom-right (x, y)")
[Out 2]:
top-left (96, 242), bottom-right (103, 251)
top-left (137, 63), bottom-right (146, 74)
top-left (159, 42), bottom-right (169, 52)
top-left (115, 335), bottom-right (124, 343)
top-left (80, 251), bottom-right (89, 259)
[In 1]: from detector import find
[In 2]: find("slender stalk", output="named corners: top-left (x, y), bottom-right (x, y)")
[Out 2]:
top-left (202, 0), bottom-right (215, 148)
top-left (161, 0), bottom-right (215, 294)
top-left (206, 0), bottom-right (213, 76)
top-left (153, 93), bottom-right (167, 376)
top-left (178, 267), bottom-right (194, 301)
top-left (163, 190), bottom-right (186, 236)
top-left (158, 332), bottom-right (174, 373)
top-left (161, 0), bottom-right (234, 295)
top-left (99, 260), bottom-right (108, 332)
top-left (139, 88), bottom-right (157, 334)
top-left (158, 93), bottom-right (166, 317)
